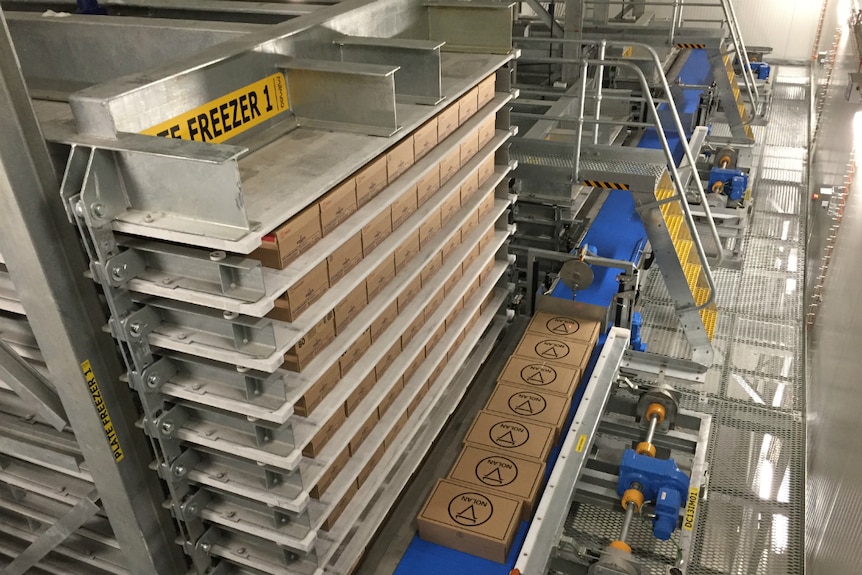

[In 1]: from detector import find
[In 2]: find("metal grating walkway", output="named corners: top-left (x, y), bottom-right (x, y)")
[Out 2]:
top-left (561, 66), bottom-right (808, 575)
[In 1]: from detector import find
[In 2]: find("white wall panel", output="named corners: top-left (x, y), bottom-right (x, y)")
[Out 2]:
top-left (680, 0), bottom-right (821, 62)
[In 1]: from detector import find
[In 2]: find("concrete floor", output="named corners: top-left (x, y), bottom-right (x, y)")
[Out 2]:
top-left (805, 22), bottom-right (862, 575)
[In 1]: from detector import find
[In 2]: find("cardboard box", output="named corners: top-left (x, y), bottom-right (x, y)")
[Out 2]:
top-left (460, 170), bottom-right (480, 205)
top-left (356, 156), bottom-right (388, 207)
top-left (441, 232), bottom-right (461, 262)
top-left (349, 409), bottom-right (379, 456)
top-left (376, 339), bottom-right (402, 380)
top-left (340, 329), bottom-right (372, 377)
top-left (478, 116), bottom-right (496, 150)
top-left (440, 147), bottom-right (461, 186)
top-left (445, 298), bottom-right (464, 331)
top-left (421, 252), bottom-right (444, 286)
top-left (367, 254), bottom-right (395, 301)
top-left (445, 266), bottom-right (463, 298)
top-left (321, 482), bottom-right (357, 532)
top-left (461, 244), bottom-right (480, 274)
top-left (402, 314), bottom-right (425, 348)
top-left (478, 74), bottom-right (496, 107)
top-left (394, 230), bottom-right (420, 274)
top-left (447, 330), bottom-right (466, 362)
top-left (392, 186), bottom-right (418, 230)
top-left (303, 406), bottom-right (347, 458)
top-left (397, 275), bottom-right (423, 314)
top-left (438, 104), bottom-right (460, 141)
top-left (294, 362), bottom-right (341, 417)
top-left (480, 289), bottom-right (496, 314)
top-left (403, 348), bottom-right (426, 385)
top-left (478, 190), bottom-right (496, 223)
top-left (384, 409), bottom-right (410, 450)
top-left (498, 355), bottom-right (581, 397)
top-left (371, 300), bottom-right (398, 343)
top-left (479, 226), bottom-right (496, 254)
top-left (425, 287), bottom-right (445, 322)
top-left (414, 118), bottom-right (439, 160)
top-left (418, 169), bottom-right (440, 207)
top-left (252, 205), bottom-right (322, 269)
top-left (345, 370), bottom-right (377, 416)
top-left (463, 411), bottom-right (555, 463)
top-left (461, 210), bottom-right (480, 241)
top-left (310, 444), bottom-right (350, 499)
top-left (478, 154), bottom-right (495, 185)
top-left (485, 382), bottom-right (571, 439)
top-left (334, 282), bottom-right (367, 335)
top-left (460, 131), bottom-right (479, 166)
top-left (417, 478), bottom-right (522, 563)
top-left (362, 208), bottom-right (393, 256)
top-left (377, 379), bottom-right (401, 418)
top-left (441, 193), bottom-right (461, 226)
top-left (327, 232), bottom-right (363, 286)
top-left (448, 446), bottom-right (544, 521)
top-left (283, 310), bottom-right (336, 372)
top-left (357, 443), bottom-right (385, 488)
top-left (428, 356), bottom-right (446, 387)
top-left (458, 87), bottom-right (479, 125)
top-left (478, 258), bottom-right (495, 288)
top-left (419, 210), bottom-right (442, 249)
top-left (515, 333), bottom-right (592, 371)
top-left (320, 179), bottom-right (358, 236)
top-left (406, 379), bottom-right (428, 416)
top-left (387, 137), bottom-right (415, 182)
top-left (425, 321), bottom-right (446, 356)
top-left (526, 312), bottom-right (601, 344)
top-left (270, 260), bottom-right (329, 322)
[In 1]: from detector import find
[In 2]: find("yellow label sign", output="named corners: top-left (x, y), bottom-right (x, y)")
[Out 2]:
top-left (82, 360), bottom-right (125, 463)
top-left (683, 486), bottom-right (699, 531)
top-left (622, 46), bottom-right (633, 58)
top-left (141, 73), bottom-right (289, 144)
top-left (575, 434), bottom-right (587, 452)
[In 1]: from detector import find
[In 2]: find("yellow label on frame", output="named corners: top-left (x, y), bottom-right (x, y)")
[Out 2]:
top-left (575, 434), bottom-right (588, 452)
top-left (141, 73), bottom-right (289, 144)
top-left (81, 360), bottom-right (125, 463)
top-left (683, 486), bottom-right (699, 531)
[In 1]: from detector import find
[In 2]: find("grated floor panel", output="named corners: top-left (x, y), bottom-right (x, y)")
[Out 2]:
top-left (561, 65), bottom-right (807, 575)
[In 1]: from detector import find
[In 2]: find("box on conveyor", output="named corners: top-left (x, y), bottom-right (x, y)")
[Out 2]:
top-left (497, 355), bottom-right (581, 397)
top-left (447, 445), bottom-right (545, 521)
top-left (514, 333), bottom-right (592, 374)
top-left (484, 382), bottom-right (571, 440)
top-left (417, 478), bottom-right (522, 563)
top-left (526, 311), bottom-right (601, 344)
top-left (463, 410), bottom-right (555, 463)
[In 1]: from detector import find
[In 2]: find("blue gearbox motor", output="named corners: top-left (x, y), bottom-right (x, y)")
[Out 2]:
top-left (708, 167), bottom-right (749, 202)
top-left (617, 449), bottom-right (691, 540)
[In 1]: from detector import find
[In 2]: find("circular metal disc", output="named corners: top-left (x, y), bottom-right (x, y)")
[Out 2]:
top-left (559, 260), bottom-right (594, 292)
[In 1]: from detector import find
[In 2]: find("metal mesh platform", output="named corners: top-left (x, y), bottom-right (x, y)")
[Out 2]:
top-left (560, 66), bottom-right (808, 575)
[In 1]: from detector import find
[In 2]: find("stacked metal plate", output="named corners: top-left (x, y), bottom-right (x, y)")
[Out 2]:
top-left (30, 1), bottom-right (521, 573)
top-left (0, 264), bottom-right (129, 575)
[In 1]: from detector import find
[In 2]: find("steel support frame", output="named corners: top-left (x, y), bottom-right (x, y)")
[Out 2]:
top-left (0, 9), bottom-right (186, 575)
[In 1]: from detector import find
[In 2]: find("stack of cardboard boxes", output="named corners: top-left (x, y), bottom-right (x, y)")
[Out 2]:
top-left (244, 73), bottom-right (511, 532)
top-left (417, 311), bottom-right (601, 562)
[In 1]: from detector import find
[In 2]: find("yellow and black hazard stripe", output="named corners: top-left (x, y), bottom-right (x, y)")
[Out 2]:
top-left (582, 180), bottom-right (630, 190)
top-left (675, 43), bottom-right (707, 49)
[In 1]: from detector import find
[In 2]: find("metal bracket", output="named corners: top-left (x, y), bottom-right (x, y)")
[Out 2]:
top-left (184, 526), bottom-right (220, 572)
top-left (130, 357), bottom-right (178, 394)
top-left (103, 249), bottom-right (146, 287)
top-left (159, 448), bottom-right (200, 491)
top-left (280, 59), bottom-right (400, 136)
top-left (152, 404), bottom-right (189, 439)
top-left (118, 306), bottom-right (161, 342)
top-left (177, 489), bottom-right (212, 522)
top-left (426, 0), bottom-right (515, 54)
top-left (336, 37), bottom-right (444, 105)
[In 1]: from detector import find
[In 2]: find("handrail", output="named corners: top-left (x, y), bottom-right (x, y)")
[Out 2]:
top-left (719, 0), bottom-right (760, 111)
top-left (580, 58), bottom-right (718, 313)
top-left (513, 35), bottom-right (725, 270)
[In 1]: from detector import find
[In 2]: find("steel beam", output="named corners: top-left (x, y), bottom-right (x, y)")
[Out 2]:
top-left (0, 9), bottom-right (185, 575)
top-left (0, 340), bottom-right (67, 431)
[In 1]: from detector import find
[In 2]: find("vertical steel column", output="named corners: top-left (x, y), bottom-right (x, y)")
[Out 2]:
top-left (562, 0), bottom-right (585, 84)
top-left (0, 10), bottom-right (185, 575)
